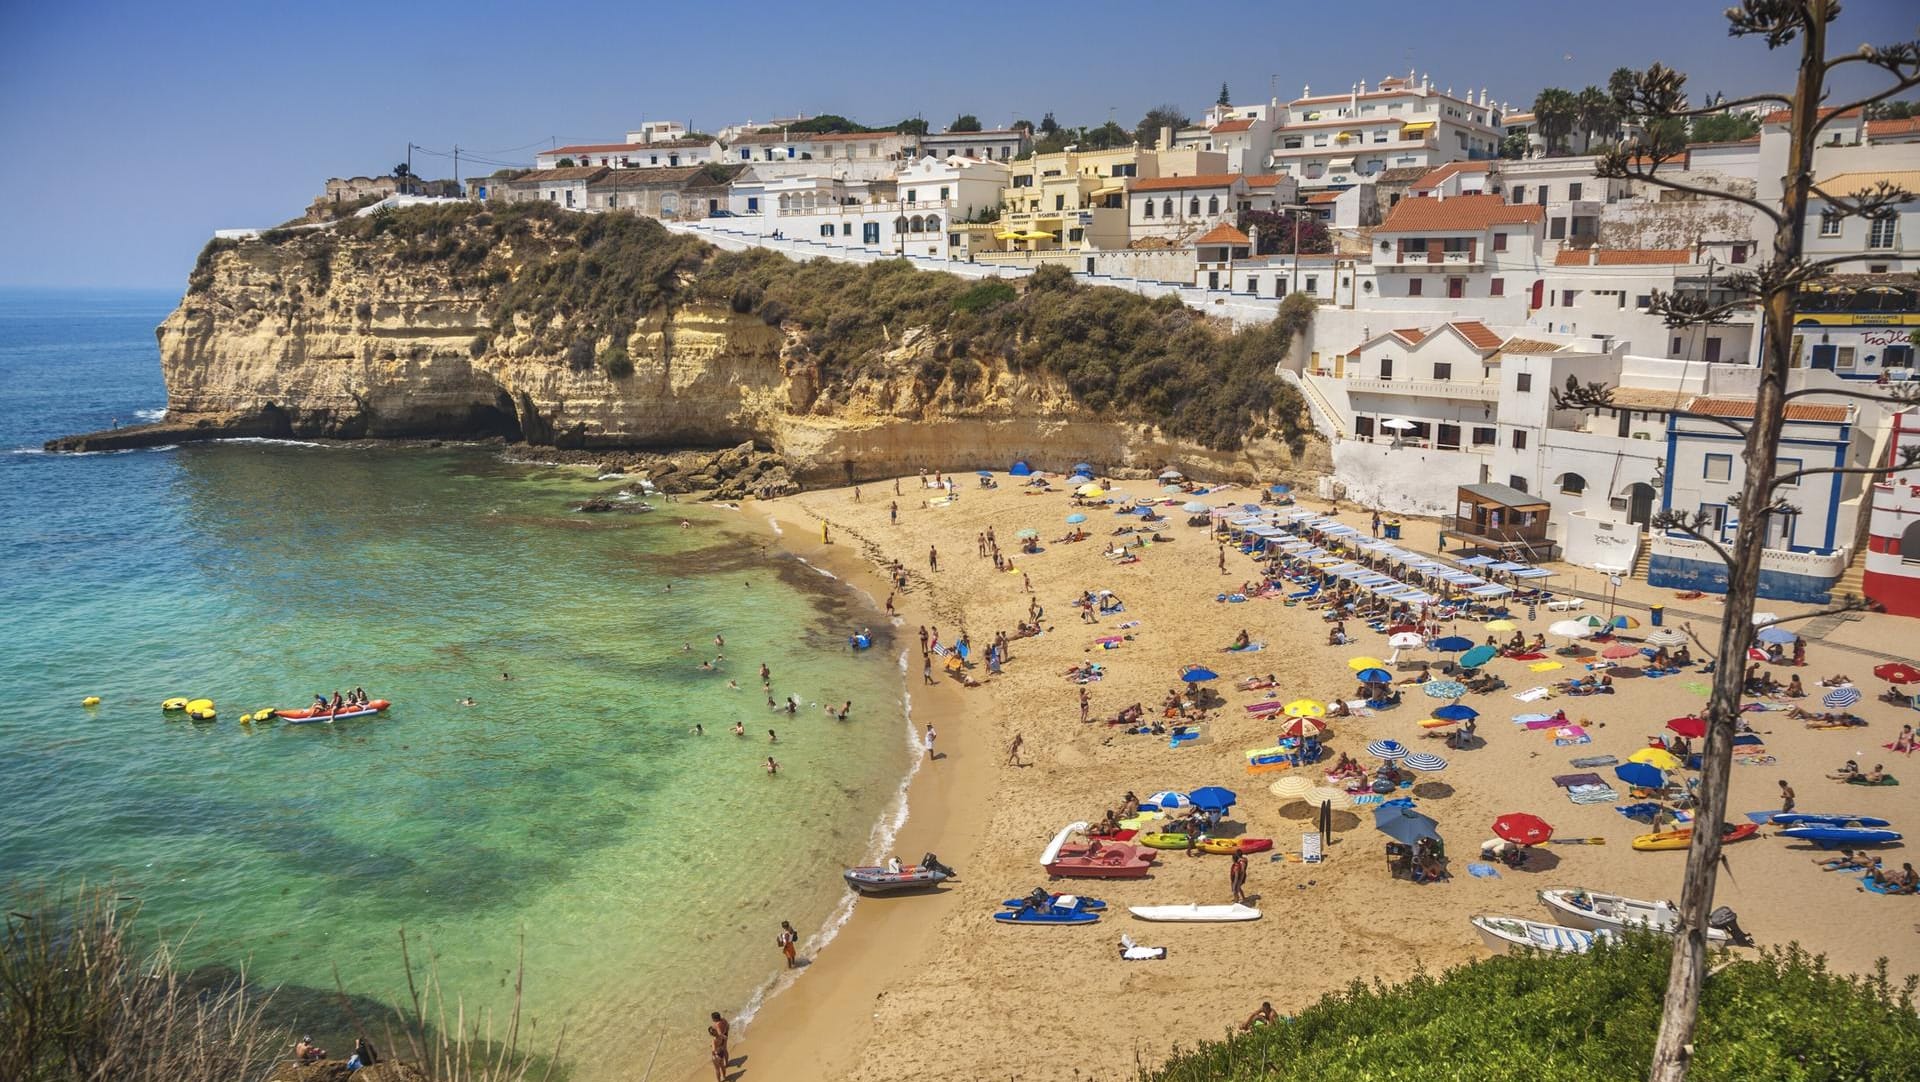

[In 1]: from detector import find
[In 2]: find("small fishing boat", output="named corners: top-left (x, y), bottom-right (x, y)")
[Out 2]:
top-left (1472, 915), bottom-right (1617, 955)
top-left (1771, 813), bottom-right (1892, 828)
top-left (1537, 889), bottom-right (1729, 942)
top-left (1127, 903), bottom-right (1261, 923)
top-left (1777, 826), bottom-right (1904, 848)
top-left (844, 853), bottom-right (956, 895)
top-left (1631, 823), bottom-right (1758, 851)
top-left (276, 699), bottom-right (391, 723)
top-left (995, 892), bottom-right (1103, 925)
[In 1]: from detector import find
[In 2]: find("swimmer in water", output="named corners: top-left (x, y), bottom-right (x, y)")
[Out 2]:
top-left (766, 756), bottom-right (779, 775)
top-left (691, 723), bottom-right (704, 735)
top-left (457, 697), bottom-right (477, 706)
top-left (728, 679), bottom-right (739, 690)
top-left (732, 721), bottom-right (745, 736)
top-left (768, 729), bottom-right (777, 743)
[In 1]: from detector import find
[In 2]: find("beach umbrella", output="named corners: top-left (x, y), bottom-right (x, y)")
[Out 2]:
top-left (1379, 418), bottom-right (1417, 431)
top-left (1068, 474), bottom-right (1094, 485)
top-left (1404, 752), bottom-right (1448, 772)
top-left (1182, 666), bottom-right (1220, 684)
top-left (1348, 656), bottom-right (1387, 672)
top-left (1752, 612), bottom-right (1779, 625)
top-left (1388, 632), bottom-right (1425, 649)
top-left (1573, 614), bottom-right (1609, 628)
top-left (1073, 462), bottom-right (1093, 474)
top-left (1182, 501), bottom-right (1210, 513)
top-left (1823, 686), bottom-right (1862, 709)
top-left (1432, 703), bottom-right (1478, 721)
top-left (1278, 716), bottom-right (1328, 740)
top-left (1156, 485), bottom-right (1180, 495)
top-left (1015, 528), bottom-right (1038, 539)
top-left (1608, 615), bottom-right (1642, 630)
top-left (1614, 762), bottom-right (1667, 788)
top-left (1269, 775), bottom-right (1314, 799)
top-left (1076, 484), bottom-right (1105, 498)
top-left (1874, 662), bottom-right (1920, 684)
top-left (1374, 805), bottom-right (1440, 845)
top-left (1159, 468), bottom-right (1184, 480)
top-left (1189, 786), bottom-right (1238, 812)
top-left (1548, 620), bottom-right (1594, 641)
top-left (1303, 786), bottom-right (1351, 808)
top-left (1643, 628), bottom-right (1688, 647)
top-left (1430, 635), bottom-right (1475, 653)
top-left (1146, 790), bottom-right (1191, 810)
top-left (1282, 698), bottom-right (1326, 718)
top-left (1601, 643), bottom-right (1641, 660)
top-left (1009, 461), bottom-right (1032, 476)
top-left (1269, 483), bottom-right (1292, 494)
top-left (1354, 667), bottom-right (1393, 685)
top-left (1492, 813), bottom-right (1554, 846)
top-left (1367, 739), bottom-right (1409, 760)
top-left (1459, 645), bottom-right (1498, 669)
top-left (1666, 716), bottom-right (1707, 739)
top-left (1755, 626), bottom-right (1796, 645)
top-left (1422, 680), bottom-right (1467, 700)
top-left (1485, 619), bottom-right (1518, 632)
top-left (1065, 513), bottom-right (1088, 524)
top-left (1629, 748), bottom-right (1683, 771)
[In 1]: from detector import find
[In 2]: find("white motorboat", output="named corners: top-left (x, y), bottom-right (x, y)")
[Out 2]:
top-left (1126, 903), bottom-right (1262, 923)
top-left (1537, 889), bottom-right (1729, 942)
top-left (1471, 914), bottom-right (1616, 955)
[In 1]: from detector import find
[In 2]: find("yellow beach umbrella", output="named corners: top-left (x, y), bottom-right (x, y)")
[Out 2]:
top-left (1486, 619), bottom-right (1518, 632)
top-left (1076, 483), bottom-right (1105, 497)
top-left (1628, 747), bottom-right (1682, 771)
top-left (1283, 699), bottom-right (1326, 718)
top-left (1270, 775), bottom-right (1315, 799)
top-left (1348, 657), bottom-right (1387, 672)
top-left (994, 230), bottom-right (1023, 240)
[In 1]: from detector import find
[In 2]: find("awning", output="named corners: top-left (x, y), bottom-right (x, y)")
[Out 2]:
top-left (1090, 185), bottom-right (1124, 197)
top-left (1327, 157), bottom-right (1355, 172)
top-left (1401, 121), bottom-right (1435, 133)
top-left (1022, 230), bottom-right (1056, 239)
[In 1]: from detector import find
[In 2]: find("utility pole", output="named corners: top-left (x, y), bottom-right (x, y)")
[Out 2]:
top-left (405, 142), bottom-right (414, 193)
top-left (453, 145), bottom-right (461, 185)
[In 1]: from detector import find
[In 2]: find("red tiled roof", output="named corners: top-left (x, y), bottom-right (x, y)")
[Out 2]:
top-left (1553, 247), bottom-right (1693, 267)
top-left (1409, 161), bottom-right (1492, 191)
top-left (1245, 174), bottom-right (1288, 188)
top-left (1391, 327), bottom-right (1428, 345)
top-left (1377, 193), bottom-right (1542, 232)
top-left (1869, 117), bottom-right (1920, 139)
top-left (1686, 396), bottom-right (1850, 423)
top-left (1212, 118), bottom-right (1256, 133)
top-left (1762, 106), bottom-right (1862, 125)
top-left (1449, 320), bottom-right (1503, 350)
top-left (1305, 191), bottom-right (1341, 203)
top-left (508, 166), bottom-right (610, 184)
top-left (1194, 223), bottom-right (1251, 245)
top-left (1130, 173), bottom-right (1244, 192)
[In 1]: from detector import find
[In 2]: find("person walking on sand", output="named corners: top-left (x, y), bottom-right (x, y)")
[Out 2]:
top-left (1079, 687), bottom-right (1090, 723)
top-left (778, 920), bottom-right (799, 967)
top-left (1022, 572), bottom-right (1032, 594)
top-left (890, 500), bottom-right (898, 525)
top-left (923, 657), bottom-right (935, 685)
top-left (1230, 851), bottom-right (1248, 903)
top-left (708, 1013), bottom-right (730, 1081)
top-left (919, 625), bottom-right (929, 654)
top-left (977, 531), bottom-right (986, 558)
top-left (929, 545), bottom-right (939, 571)
top-left (1371, 510), bottom-right (1382, 538)
top-left (924, 723), bottom-right (937, 760)
top-left (1779, 779), bottom-right (1796, 813)
top-left (822, 521), bottom-right (831, 544)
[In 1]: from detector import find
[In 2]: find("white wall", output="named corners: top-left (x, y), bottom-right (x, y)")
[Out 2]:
top-left (1328, 439), bottom-right (1486, 515)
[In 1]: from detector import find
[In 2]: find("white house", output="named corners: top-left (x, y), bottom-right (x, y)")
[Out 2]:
top-left (914, 128), bottom-right (1031, 162)
top-left (1268, 73), bottom-right (1503, 189)
top-left (1786, 273), bottom-right (1917, 381)
top-left (895, 155), bottom-right (1009, 227)
top-left (725, 130), bottom-right (913, 181)
top-left (535, 139), bottom-right (722, 170)
top-left (1128, 174), bottom-right (1250, 242)
top-left (496, 166), bottom-right (607, 208)
top-left (1806, 167), bottom-right (1917, 276)
top-left (1174, 100), bottom-right (1282, 174)
top-left (1368, 192), bottom-right (1547, 313)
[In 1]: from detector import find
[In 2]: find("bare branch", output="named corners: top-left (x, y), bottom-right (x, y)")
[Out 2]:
top-left (1652, 511), bottom-right (1736, 568)
top-left (1770, 445), bottom-right (1920, 490)
top-left (1780, 384), bottom-right (1920, 408)
top-left (1596, 155), bottom-right (1787, 225)
top-left (1807, 179), bottom-right (1917, 220)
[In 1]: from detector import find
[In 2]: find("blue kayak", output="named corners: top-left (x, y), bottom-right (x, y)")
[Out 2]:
top-left (1772, 813), bottom-right (1892, 828)
top-left (995, 893), bottom-right (1104, 924)
top-left (1778, 826), bottom-right (1904, 848)
top-left (1001, 896), bottom-right (1106, 911)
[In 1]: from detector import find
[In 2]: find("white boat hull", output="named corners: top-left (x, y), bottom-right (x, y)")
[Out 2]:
top-left (1537, 889), bottom-right (1729, 942)
top-left (1127, 903), bottom-right (1261, 923)
top-left (1472, 915), bottom-right (1611, 955)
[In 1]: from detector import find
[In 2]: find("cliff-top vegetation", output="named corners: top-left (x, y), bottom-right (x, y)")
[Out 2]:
top-left (206, 202), bottom-right (1310, 452)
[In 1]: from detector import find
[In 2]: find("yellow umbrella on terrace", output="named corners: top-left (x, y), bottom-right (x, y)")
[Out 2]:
top-left (1283, 699), bottom-right (1327, 718)
top-left (1628, 747), bottom-right (1682, 771)
top-left (1348, 656), bottom-right (1387, 672)
top-left (994, 231), bottom-right (1023, 240)
top-left (1025, 230), bottom-right (1057, 239)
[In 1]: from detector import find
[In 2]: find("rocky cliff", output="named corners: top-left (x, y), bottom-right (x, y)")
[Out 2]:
top-left (58, 205), bottom-right (1323, 484)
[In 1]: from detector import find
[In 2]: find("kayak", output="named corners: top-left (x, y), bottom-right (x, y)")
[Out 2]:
top-left (1196, 837), bottom-right (1273, 855)
top-left (1777, 826), bottom-right (1904, 848)
top-left (1127, 903), bottom-right (1261, 922)
top-left (843, 864), bottom-right (952, 894)
top-left (995, 893), bottom-right (1103, 925)
top-left (276, 699), bottom-right (391, 723)
top-left (1631, 823), bottom-right (1758, 851)
top-left (1001, 896), bottom-right (1106, 911)
top-left (1771, 813), bottom-right (1892, 828)
top-left (1136, 832), bottom-right (1203, 850)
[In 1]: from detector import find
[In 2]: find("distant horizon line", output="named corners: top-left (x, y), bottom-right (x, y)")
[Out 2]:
top-left (0, 283), bottom-right (183, 294)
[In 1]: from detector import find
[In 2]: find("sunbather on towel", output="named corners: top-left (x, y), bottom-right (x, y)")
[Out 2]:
top-left (1814, 849), bottom-right (1874, 871)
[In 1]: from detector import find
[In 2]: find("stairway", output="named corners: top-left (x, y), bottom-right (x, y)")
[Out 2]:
top-left (1832, 546), bottom-right (1869, 602)
top-left (1282, 370), bottom-right (1346, 441)
top-left (1630, 535), bottom-right (1651, 581)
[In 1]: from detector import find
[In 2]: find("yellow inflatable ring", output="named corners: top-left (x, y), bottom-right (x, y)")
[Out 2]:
top-left (163, 698), bottom-right (189, 711)
top-left (185, 698), bottom-right (214, 712)
top-left (82, 696), bottom-right (101, 707)
top-left (186, 707), bottom-right (216, 721)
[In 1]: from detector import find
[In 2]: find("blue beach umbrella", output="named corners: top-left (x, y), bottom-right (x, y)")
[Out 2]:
top-left (1432, 703), bottom-right (1479, 721)
top-left (1146, 790), bottom-right (1191, 810)
top-left (1429, 636), bottom-right (1475, 653)
top-left (1459, 645), bottom-right (1498, 669)
top-left (1188, 786), bottom-right (1238, 812)
top-left (1756, 626), bottom-right (1797, 645)
top-left (1009, 461), bottom-right (1033, 476)
top-left (1374, 805), bottom-right (1441, 845)
top-left (1270, 483), bottom-right (1292, 494)
top-left (1423, 679), bottom-right (1468, 700)
top-left (1615, 762), bottom-right (1667, 788)
top-left (1068, 474), bottom-right (1094, 486)
top-left (975, 469), bottom-right (993, 477)
top-left (1183, 501), bottom-right (1210, 513)
top-left (1355, 667), bottom-right (1393, 684)
top-left (1181, 666), bottom-right (1220, 683)
top-left (1366, 739), bottom-right (1409, 760)
top-left (1824, 686), bottom-right (1862, 708)
top-left (1066, 513), bottom-right (1088, 524)
top-left (1073, 462), bottom-right (1093, 474)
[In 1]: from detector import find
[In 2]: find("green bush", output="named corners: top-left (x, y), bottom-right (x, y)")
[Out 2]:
top-left (951, 279), bottom-right (1016, 312)
top-left (1141, 937), bottom-right (1920, 1082)
top-left (599, 341), bottom-right (633, 378)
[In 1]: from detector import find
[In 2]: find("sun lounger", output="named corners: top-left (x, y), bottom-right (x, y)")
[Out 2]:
top-left (1545, 598), bottom-right (1585, 611)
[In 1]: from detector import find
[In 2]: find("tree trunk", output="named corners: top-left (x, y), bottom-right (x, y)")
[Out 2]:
top-left (1646, 8), bottom-right (1826, 1080)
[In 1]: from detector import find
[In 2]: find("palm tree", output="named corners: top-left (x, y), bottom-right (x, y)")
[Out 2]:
top-left (1532, 88), bottom-right (1577, 152)
top-left (1575, 86), bottom-right (1619, 151)
top-left (392, 162), bottom-right (414, 195)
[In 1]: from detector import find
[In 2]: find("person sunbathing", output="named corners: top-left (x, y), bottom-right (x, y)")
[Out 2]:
top-left (1327, 696), bottom-right (1352, 718)
top-left (1813, 848), bottom-right (1872, 870)
top-left (1242, 1002), bottom-right (1279, 1031)
top-left (1869, 863), bottom-right (1919, 894)
top-left (1895, 725), bottom-right (1917, 754)
top-left (1818, 674), bottom-right (1854, 687)
top-left (1866, 763), bottom-right (1889, 784)
top-left (1828, 760), bottom-right (1861, 781)
top-left (1785, 675), bottom-right (1806, 698)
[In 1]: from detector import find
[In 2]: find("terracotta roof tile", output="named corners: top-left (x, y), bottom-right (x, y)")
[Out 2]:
top-left (1130, 173), bottom-right (1245, 192)
top-left (1377, 193), bottom-right (1542, 232)
top-left (1212, 118), bottom-right (1256, 133)
top-left (1686, 396), bottom-right (1850, 423)
top-left (1375, 165), bottom-right (1433, 184)
top-left (1194, 223), bottom-right (1251, 245)
top-left (1305, 191), bottom-right (1341, 203)
top-left (1604, 387), bottom-right (1694, 411)
top-left (1869, 117), bottom-right (1920, 139)
top-left (509, 166), bottom-right (609, 184)
top-left (1449, 321), bottom-right (1503, 350)
top-left (1553, 248), bottom-right (1693, 267)
top-left (1392, 327), bottom-right (1428, 345)
top-left (1245, 174), bottom-right (1288, 188)
top-left (1494, 337), bottom-right (1566, 356)
top-left (1762, 106), bottom-right (1862, 125)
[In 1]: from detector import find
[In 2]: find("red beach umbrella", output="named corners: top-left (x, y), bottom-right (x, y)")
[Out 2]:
top-left (1387, 623), bottom-right (1419, 635)
top-left (1492, 812), bottom-right (1554, 846)
top-left (1665, 716), bottom-right (1707, 739)
top-left (1278, 716), bottom-right (1329, 740)
top-left (1601, 643), bottom-right (1640, 660)
top-left (1873, 662), bottom-right (1920, 685)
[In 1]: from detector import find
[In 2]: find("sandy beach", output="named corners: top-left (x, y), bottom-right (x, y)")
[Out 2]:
top-left (696, 470), bottom-right (1920, 1082)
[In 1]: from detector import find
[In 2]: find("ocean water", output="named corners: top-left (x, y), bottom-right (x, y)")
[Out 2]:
top-left (0, 290), bottom-right (913, 1075)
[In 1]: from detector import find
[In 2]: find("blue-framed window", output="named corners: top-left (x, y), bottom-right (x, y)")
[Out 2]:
top-left (1703, 453), bottom-right (1733, 482)
top-left (746, 197), bottom-right (759, 212)
top-left (1698, 503), bottom-right (1728, 535)
top-left (1774, 458), bottom-right (1801, 487)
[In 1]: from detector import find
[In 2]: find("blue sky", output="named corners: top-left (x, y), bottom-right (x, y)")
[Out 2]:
top-left (1, 0), bottom-right (1913, 289)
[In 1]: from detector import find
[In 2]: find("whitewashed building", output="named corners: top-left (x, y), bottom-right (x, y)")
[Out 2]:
top-left (1128, 174), bottom-right (1250, 242)
top-left (914, 128), bottom-right (1031, 162)
top-left (535, 139), bottom-right (722, 171)
top-left (1268, 74), bottom-right (1503, 190)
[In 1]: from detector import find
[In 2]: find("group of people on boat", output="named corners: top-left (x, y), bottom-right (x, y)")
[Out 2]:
top-left (309, 688), bottom-right (371, 715)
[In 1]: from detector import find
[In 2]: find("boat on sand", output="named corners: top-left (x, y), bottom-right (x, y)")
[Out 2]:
top-left (1471, 915), bottom-right (1616, 955)
top-left (1537, 889), bottom-right (1729, 941)
top-left (1127, 903), bottom-right (1261, 922)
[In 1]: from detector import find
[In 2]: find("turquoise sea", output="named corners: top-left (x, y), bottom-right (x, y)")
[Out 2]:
top-left (0, 289), bottom-right (914, 1077)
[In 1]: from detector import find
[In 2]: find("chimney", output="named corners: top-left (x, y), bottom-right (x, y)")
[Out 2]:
top-left (1248, 224), bottom-right (1260, 252)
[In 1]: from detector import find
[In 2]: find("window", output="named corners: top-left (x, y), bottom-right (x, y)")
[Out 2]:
top-left (1775, 458), bottom-right (1802, 487)
top-left (1537, 187), bottom-right (1549, 205)
top-left (746, 197), bottom-right (759, 212)
top-left (819, 224), bottom-right (834, 238)
top-left (1820, 210), bottom-right (1843, 236)
top-left (1561, 290), bottom-right (1578, 306)
top-left (1511, 185), bottom-right (1526, 204)
top-left (1434, 362), bottom-right (1453, 381)
top-left (1208, 195), bottom-right (1220, 214)
top-left (1888, 345), bottom-right (1914, 369)
top-left (1162, 198), bottom-right (1173, 216)
top-left (1189, 197), bottom-right (1201, 215)
top-left (1731, 244), bottom-right (1747, 264)
top-left (1493, 231), bottom-right (1507, 252)
top-left (1304, 275), bottom-right (1317, 293)
top-left (1408, 277), bottom-right (1423, 296)
top-left (1143, 201), bottom-right (1155, 218)
top-left (1490, 277), bottom-right (1505, 296)
top-left (1448, 277), bottom-right (1464, 299)
top-left (1836, 346), bottom-right (1856, 369)
top-left (1313, 134), bottom-right (1328, 146)
top-left (1355, 416), bottom-right (1375, 438)
top-left (1568, 182), bottom-right (1583, 200)
top-left (1471, 426), bottom-right (1496, 446)
top-left (1516, 372), bottom-right (1532, 392)
top-left (1870, 217), bottom-right (1897, 249)
top-left (1558, 473), bottom-right (1587, 495)
top-left (1067, 227), bottom-right (1083, 242)
top-left (1511, 430), bottom-right (1527, 450)
top-left (1703, 453), bottom-right (1733, 482)
top-left (1247, 276), bottom-right (1260, 295)
top-left (1509, 475), bottom-right (1529, 493)
top-left (1635, 293), bottom-right (1652, 309)
top-left (1055, 194), bottom-right (1066, 210)
top-left (1379, 357), bottom-right (1394, 380)
top-left (939, 186), bottom-right (950, 200)
top-left (905, 188), bottom-right (918, 203)
top-left (1550, 217), bottom-right (1567, 240)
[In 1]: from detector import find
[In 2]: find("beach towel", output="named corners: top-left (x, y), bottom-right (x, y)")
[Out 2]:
top-left (1506, 652), bottom-right (1548, 661)
top-left (1884, 742), bottom-right (1918, 756)
top-left (1244, 701), bottom-right (1285, 715)
top-left (1224, 642), bottom-right (1266, 652)
top-left (1529, 661), bottom-right (1565, 673)
top-left (1846, 775), bottom-right (1900, 786)
top-left (1569, 755), bottom-right (1619, 769)
top-left (1552, 726), bottom-right (1592, 747)
top-left (1736, 755), bottom-right (1778, 766)
top-left (1860, 874), bottom-right (1912, 896)
top-left (1514, 687), bottom-right (1553, 703)
top-left (1302, 832), bottom-right (1323, 863)
top-left (1684, 682), bottom-right (1713, 696)
top-left (1467, 863), bottom-right (1501, 878)
top-left (1569, 784), bottom-right (1620, 805)
top-left (1519, 718), bottom-right (1566, 731)
top-left (1348, 794), bottom-right (1385, 806)
top-left (1553, 772), bottom-right (1604, 789)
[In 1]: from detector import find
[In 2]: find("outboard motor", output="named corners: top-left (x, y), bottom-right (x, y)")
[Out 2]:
top-left (922, 853), bottom-right (954, 878)
top-left (1708, 906), bottom-right (1754, 947)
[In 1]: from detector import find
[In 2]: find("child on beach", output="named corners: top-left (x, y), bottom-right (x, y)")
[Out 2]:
top-left (778, 920), bottom-right (798, 966)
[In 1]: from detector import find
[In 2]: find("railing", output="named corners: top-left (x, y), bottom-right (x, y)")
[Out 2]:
top-left (1282, 369), bottom-right (1346, 440)
top-left (1400, 250), bottom-right (1477, 265)
top-left (1343, 376), bottom-right (1499, 401)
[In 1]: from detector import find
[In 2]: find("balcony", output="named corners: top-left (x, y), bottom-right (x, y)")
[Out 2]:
top-left (1394, 250), bottom-right (1479, 267)
top-left (1344, 376), bottom-right (1500, 401)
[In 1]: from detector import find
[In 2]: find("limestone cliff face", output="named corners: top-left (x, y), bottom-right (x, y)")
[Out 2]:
top-left (154, 224), bottom-right (1324, 484)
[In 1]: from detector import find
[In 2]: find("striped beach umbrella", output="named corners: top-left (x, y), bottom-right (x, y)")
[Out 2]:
top-left (1404, 752), bottom-right (1448, 771)
top-left (1269, 775), bottom-right (1315, 799)
top-left (1823, 687), bottom-right (1862, 709)
top-left (1366, 739), bottom-right (1409, 760)
top-left (1643, 628), bottom-right (1688, 647)
top-left (1278, 716), bottom-right (1328, 739)
top-left (1301, 786), bottom-right (1351, 808)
